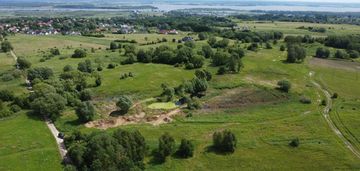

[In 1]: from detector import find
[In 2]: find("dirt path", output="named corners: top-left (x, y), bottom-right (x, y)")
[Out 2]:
top-left (310, 71), bottom-right (360, 159)
top-left (10, 50), bottom-right (67, 159)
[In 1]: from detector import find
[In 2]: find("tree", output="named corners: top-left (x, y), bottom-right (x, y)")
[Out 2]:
top-left (208, 36), bottom-right (217, 47)
top-left (334, 50), bottom-right (349, 59)
top-left (315, 47), bottom-right (330, 58)
top-left (266, 42), bottom-right (272, 49)
top-left (116, 95), bottom-right (132, 113)
top-left (50, 48), bottom-right (60, 56)
top-left (188, 55), bottom-right (205, 69)
top-left (158, 132), bottom-right (175, 162)
top-left (214, 38), bottom-right (230, 48)
top-left (113, 129), bottom-right (147, 163)
top-left (184, 41), bottom-right (196, 48)
top-left (0, 90), bottom-right (14, 102)
top-left (95, 77), bottom-right (102, 87)
top-left (78, 60), bottom-right (93, 73)
top-left (195, 69), bottom-right (212, 81)
top-left (212, 51), bottom-right (230, 66)
top-left (212, 130), bottom-right (237, 153)
top-left (198, 32), bottom-right (208, 40)
top-left (1, 41), bottom-right (13, 52)
top-left (27, 67), bottom-right (54, 81)
top-left (75, 101), bottom-right (96, 122)
top-left (72, 49), bottom-right (87, 58)
top-left (160, 84), bottom-right (175, 102)
top-left (137, 49), bottom-right (152, 63)
top-left (191, 78), bottom-right (208, 96)
top-left (30, 93), bottom-right (67, 120)
top-left (286, 44), bottom-right (306, 63)
top-left (280, 45), bottom-right (286, 51)
top-left (177, 139), bottom-right (194, 158)
top-left (277, 80), bottom-right (291, 93)
top-left (63, 65), bottom-right (73, 72)
top-left (202, 45), bottom-right (214, 58)
top-left (110, 42), bottom-right (118, 50)
top-left (17, 57), bottom-right (31, 70)
top-left (79, 89), bottom-right (92, 101)
top-left (124, 44), bottom-right (136, 55)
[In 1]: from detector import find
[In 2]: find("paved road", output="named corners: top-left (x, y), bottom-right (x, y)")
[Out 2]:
top-left (311, 72), bottom-right (360, 159)
top-left (10, 50), bottom-right (68, 159)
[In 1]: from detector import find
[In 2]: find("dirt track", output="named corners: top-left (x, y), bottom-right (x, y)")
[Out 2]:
top-left (311, 71), bottom-right (360, 159)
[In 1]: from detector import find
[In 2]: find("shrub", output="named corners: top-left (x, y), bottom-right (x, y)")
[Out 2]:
top-left (10, 104), bottom-right (21, 113)
top-left (177, 139), bottom-right (194, 158)
top-left (72, 49), bottom-right (87, 58)
top-left (299, 96), bottom-right (312, 104)
top-left (289, 138), bottom-right (300, 147)
top-left (63, 65), bottom-right (73, 72)
top-left (280, 45), bottom-right (286, 51)
top-left (217, 66), bottom-right (226, 75)
top-left (17, 57), bottom-right (32, 70)
top-left (0, 90), bottom-right (14, 101)
top-left (277, 80), bottom-right (291, 93)
top-left (107, 63), bottom-right (116, 69)
top-left (332, 93), bottom-right (338, 99)
top-left (27, 67), bottom-right (54, 81)
top-left (1, 41), bottom-right (13, 52)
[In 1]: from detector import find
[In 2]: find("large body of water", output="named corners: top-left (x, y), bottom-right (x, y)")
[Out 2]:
top-left (153, 4), bottom-right (360, 12)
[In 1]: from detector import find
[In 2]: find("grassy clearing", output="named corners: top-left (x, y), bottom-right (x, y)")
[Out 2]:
top-left (235, 21), bottom-right (360, 36)
top-left (0, 113), bottom-right (62, 171)
top-left (148, 102), bottom-right (178, 110)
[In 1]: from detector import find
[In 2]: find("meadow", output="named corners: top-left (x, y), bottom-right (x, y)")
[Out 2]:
top-left (1, 20), bottom-right (360, 170)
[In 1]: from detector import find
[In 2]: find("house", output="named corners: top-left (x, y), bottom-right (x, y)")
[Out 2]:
top-left (159, 29), bottom-right (178, 35)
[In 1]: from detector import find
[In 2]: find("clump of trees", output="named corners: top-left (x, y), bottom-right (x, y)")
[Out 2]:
top-left (75, 101), bottom-right (96, 123)
top-left (286, 44), bottom-right (306, 63)
top-left (212, 130), bottom-right (237, 153)
top-left (157, 132), bottom-right (176, 162)
top-left (315, 47), bottom-right (330, 58)
top-left (176, 139), bottom-right (194, 158)
top-left (66, 129), bottom-right (147, 170)
top-left (27, 67), bottom-right (54, 81)
top-left (72, 49), bottom-right (87, 58)
top-left (17, 57), bottom-right (31, 70)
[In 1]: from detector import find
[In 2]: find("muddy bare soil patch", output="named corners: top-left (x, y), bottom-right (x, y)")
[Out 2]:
top-left (310, 58), bottom-right (360, 72)
top-left (204, 87), bottom-right (288, 110)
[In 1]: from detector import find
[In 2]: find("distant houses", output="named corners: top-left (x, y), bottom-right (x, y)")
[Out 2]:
top-left (117, 24), bottom-right (136, 34)
top-left (158, 29), bottom-right (178, 35)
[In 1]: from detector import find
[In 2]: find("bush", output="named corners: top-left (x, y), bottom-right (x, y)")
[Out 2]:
top-left (17, 57), bottom-right (32, 70)
top-left (212, 130), bottom-right (237, 153)
top-left (79, 89), bottom-right (92, 101)
top-left (30, 93), bottom-right (67, 121)
top-left (334, 50), bottom-right (348, 59)
top-left (0, 109), bottom-right (13, 118)
top-left (63, 65), bottom-right (73, 72)
top-left (1, 41), bottom-right (13, 52)
top-left (280, 45), bottom-right (286, 51)
top-left (299, 96), bottom-right (312, 104)
top-left (289, 138), bottom-right (300, 147)
top-left (10, 104), bottom-right (21, 113)
top-left (0, 90), bottom-right (14, 101)
top-left (27, 67), bottom-right (54, 81)
top-left (116, 95), bottom-right (132, 113)
top-left (332, 93), bottom-right (338, 99)
top-left (107, 63), bottom-right (116, 69)
top-left (75, 101), bottom-right (96, 122)
top-left (72, 49), bottom-right (87, 58)
top-left (217, 66), bottom-right (226, 75)
top-left (177, 139), bottom-right (194, 158)
top-left (277, 80), bottom-right (291, 93)
top-left (158, 132), bottom-right (175, 162)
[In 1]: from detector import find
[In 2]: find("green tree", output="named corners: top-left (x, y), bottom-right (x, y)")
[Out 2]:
top-left (212, 130), bottom-right (237, 153)
top-left (75, 101), bottom-right (96, 122)
top-left (286, 45), bottom-right (306, 63)
top-left (27, 67), bottom-right (54, 81)
top-left (72, 49), bottom-right (87, 58)
top-left (113, 129), bottom-right (147, 163)
top-left (1, 41), bottom-right (13, 52)
top-left (30, 93), bottom-right (67, 120)
top-left (77, 60), bottom-right (93, 73)
top-left (116, 95), bottom-right (133, 113)
top-left (0, 90), bottom-right (14, 102)
top-left (158, 132), bottom-right (175, 162)
top-left (212, 51), bottom-right (230, 66)
top-left (208, 36), bottom-right (217, 47)
top-left (315, 47), bottom-right (330, 58)
top-left (201, 44), bottom-right (214, 59)
top-left (198, 32), bottom-right (208, 40)
top-left (79, 89), bottom-right (92, 101)
top-left (177, 139), bottom-right (194, 158)
top-left (17, 57), bottom-right (31, 70)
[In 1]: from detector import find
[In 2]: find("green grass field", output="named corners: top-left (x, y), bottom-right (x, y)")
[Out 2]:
top-left (0, 113), bottom-right (62, 171)
top-left (1, 20), bottom-right (360, 170)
